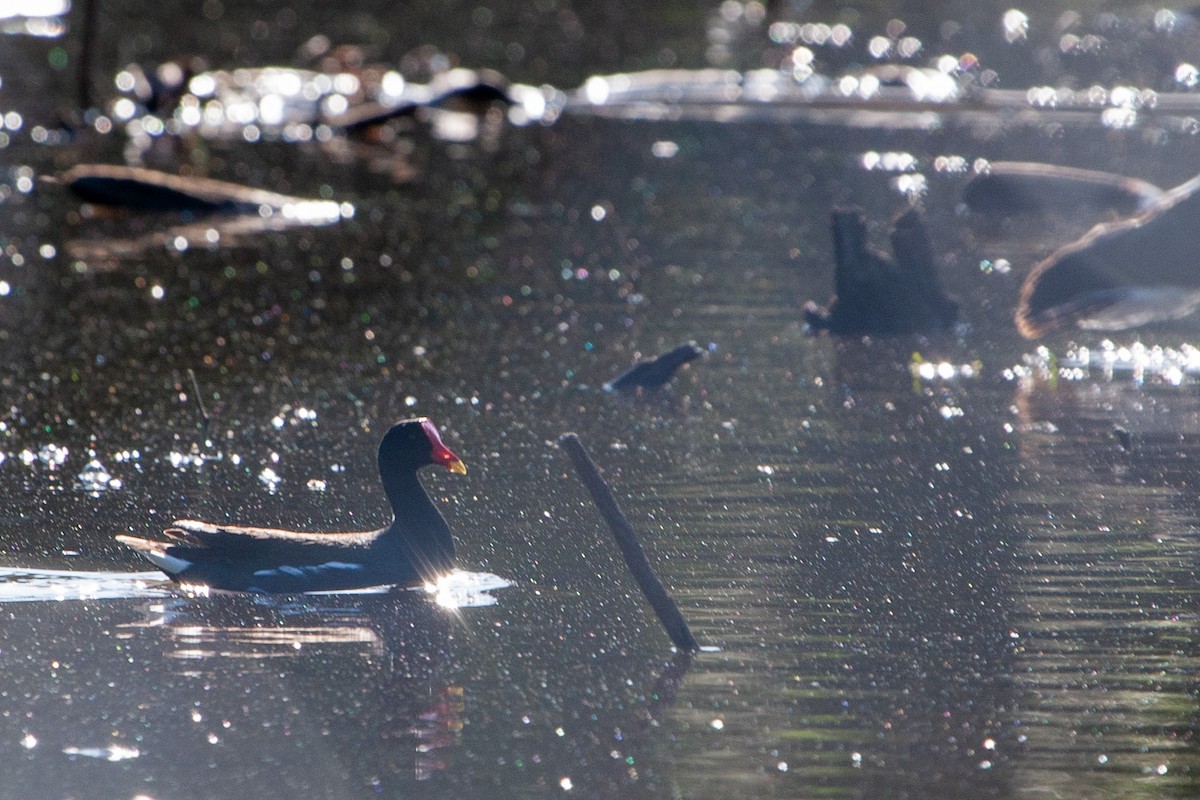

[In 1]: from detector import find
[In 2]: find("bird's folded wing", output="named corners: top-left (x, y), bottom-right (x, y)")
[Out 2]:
top-left (168, 519), bottom-right (379, 548)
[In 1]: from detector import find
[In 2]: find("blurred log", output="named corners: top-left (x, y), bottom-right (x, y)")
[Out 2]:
top-left (964, 161), bottom-right (1164, 216)
top-left (47, 164), bottom-right (324, 214)
top-left (1017, 172), bottom-right (1200, 337)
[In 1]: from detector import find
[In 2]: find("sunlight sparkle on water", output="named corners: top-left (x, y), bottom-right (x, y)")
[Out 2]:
top-left (583, 76), bottom-right (610, 105)
top-left (168, 448), bottom-right (221, 470)
top-left (258, 467), bottom-right (282, 492)
top-left (77, 458), bottom-right (122, 495)
top-left (893, 173), bottom-right (927, 198)
top-left (423, 570), bottom-right (512, 608)
top-left (1015, 341), bottom-right (1200, 386)
top-left (0, 568), bottom-right (170, 603)
top-left (651, 140), bottom-right (679, 158)
top-left (861, 150), bottom-right (916, 172)
top-left (911, 357), bottom-right (979, 382)
top-left (933, 154), bottom-right (969, 173)
top-left (1002, 9), bottom-right (1029, 43)
top-left (0, 0), bottom-right (69, 20)
top-left (19, 443), bottom-right (68, 469)
top-left (905, 68), bottom-right (957, 102)
top-left (63, 744), bottom-right (140, 762)
top-left (279, 200), bottom-right (350, 224)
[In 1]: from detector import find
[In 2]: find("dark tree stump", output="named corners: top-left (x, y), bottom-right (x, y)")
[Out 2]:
top-left (805, 207), bottom-right (957, 335)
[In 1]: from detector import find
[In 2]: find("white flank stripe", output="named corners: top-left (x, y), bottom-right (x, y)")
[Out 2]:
top-left (144, 551), bottom-right (192, 575)
top-left (254, 562), bottom-right (366, 578)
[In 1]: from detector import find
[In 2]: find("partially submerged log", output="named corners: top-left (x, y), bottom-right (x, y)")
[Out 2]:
top-left (47, 164), bottom-right (340, 217)
top-left (327, 75), bottom-right (513, 134)
top-left (605, 342), bottom-right (704, 393)
top-left (558, 432), bottom-right (699, 653)
top-left (963, 161), bottom-right (1165, 216)
top-left (805, 207), bottom-right (957, 335)
top-left (1016, 172), bottom-right (1200, 337)
top-left (276, 67), bottom-right (515, 134)
top-left (427, 68), bottom-right (515, 112)
top-left (326, 99), bottom-right (422, 133)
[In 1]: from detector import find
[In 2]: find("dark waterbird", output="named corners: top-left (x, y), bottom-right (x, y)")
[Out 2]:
top-left (805, 207), bottom-right (957, 335)
top-left (1016, 172), bottom-right (1200, 337)
top-left (604, 342), bottom-right (704, 393)
top-left (116, 418), bottom-right (467, 593)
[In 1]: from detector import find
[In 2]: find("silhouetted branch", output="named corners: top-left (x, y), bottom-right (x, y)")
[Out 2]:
top-left (558, 433), bottom-right (699, 652)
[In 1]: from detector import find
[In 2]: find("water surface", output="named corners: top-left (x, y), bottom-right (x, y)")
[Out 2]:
top-left (0, 2), bottom-right (1197, 798)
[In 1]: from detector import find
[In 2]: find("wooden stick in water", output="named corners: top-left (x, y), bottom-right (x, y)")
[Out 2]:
top-left (558, 433), bottom-right (699, 652)
top-left (78, 0), bottom-right (100, 112)
top-left (187, 368), bottom-right (210, 428)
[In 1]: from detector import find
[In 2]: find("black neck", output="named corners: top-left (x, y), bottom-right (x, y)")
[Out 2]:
top-left (381, 468), bottom-right (456, 569)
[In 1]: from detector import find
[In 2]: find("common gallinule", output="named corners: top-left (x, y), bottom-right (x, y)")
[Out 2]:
top-left (116, 417), bottom-right (467, 593)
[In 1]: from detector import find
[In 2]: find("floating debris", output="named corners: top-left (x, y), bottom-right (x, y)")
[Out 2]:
top-left (51, 164), bottom-right (352, 269)
top-left (604, 342), bottom-right (704, 393)
top-left (187, 367), bottom-right (209, 427)
top-left (805, 207), bottom-right (957, 335)
top-left (1112, 425), bottom-right (1134, 452)
top-left (564, 59), bottom-right (1200, 133)
top-left (64, 205), bottom-right (355, 271)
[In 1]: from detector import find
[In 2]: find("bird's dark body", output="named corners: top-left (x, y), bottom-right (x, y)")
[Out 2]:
top-left (116, 418), bottom-right (463, 593)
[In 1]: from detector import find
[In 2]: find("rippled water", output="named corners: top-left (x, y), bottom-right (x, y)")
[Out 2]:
top-left (0, 2), bottom-right (1197, 798)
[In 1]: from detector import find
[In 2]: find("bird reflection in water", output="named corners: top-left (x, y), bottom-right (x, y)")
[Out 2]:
top-left (411, 685), bottom-right (464, 781)
top-left (113, 570), bottom-right (508, 783)
top-left (123, 569), bottom-right (509, 649)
